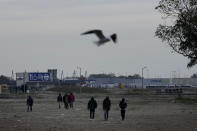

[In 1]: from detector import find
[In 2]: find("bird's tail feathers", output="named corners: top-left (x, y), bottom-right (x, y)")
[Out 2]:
top-left (110, 34), bottom-right (117, 43)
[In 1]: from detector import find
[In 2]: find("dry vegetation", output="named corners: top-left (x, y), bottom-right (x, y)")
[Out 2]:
top-left (0, 87), bottom-right (197, 131)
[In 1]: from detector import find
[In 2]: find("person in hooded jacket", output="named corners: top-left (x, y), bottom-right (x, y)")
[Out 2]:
top-left (88, 97), bottom-right (97, 119)
top-left (103, 96), bottom-right (111, 120)
top-left (119, 98), bottom-right (127, 120)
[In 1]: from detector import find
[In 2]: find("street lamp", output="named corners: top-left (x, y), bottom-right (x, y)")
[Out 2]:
top-left (77, 66), bottom-right (82, 94)
top-left (142, 66), bottom-right (147, 88)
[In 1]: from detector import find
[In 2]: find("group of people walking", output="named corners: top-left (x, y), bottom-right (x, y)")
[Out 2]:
top-left (88, 96), bottom-right (127, 121)
top-left (26, 93), bottom-right (75, 112)
top-left (26, 94), bottom-right (127, 121)
top-left (57, 93), bottom-right (75, 109)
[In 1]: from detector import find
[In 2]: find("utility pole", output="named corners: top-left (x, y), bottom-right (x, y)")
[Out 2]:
top-left (23, 71), bottom-right (26, 93)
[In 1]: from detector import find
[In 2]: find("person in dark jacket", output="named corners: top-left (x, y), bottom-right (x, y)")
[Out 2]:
top-left (103, 96), bottom-right (111, 120)
top-left (119, 98), bottom-right (127, 120)
top-left (88, 97), bottom-right (97, 119)
top-left (57, 93), bottom-right (63, 109)
top-left (26, 96), bottom-right (33, 112)
top-left (63, 93), bottom-right (69, 109)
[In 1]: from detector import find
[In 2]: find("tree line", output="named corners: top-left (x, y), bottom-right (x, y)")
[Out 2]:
top-left (89, 73), bottom-right (142, 79)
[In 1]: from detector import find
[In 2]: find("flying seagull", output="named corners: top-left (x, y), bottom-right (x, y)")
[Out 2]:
top-left (81, 29), bottom-right (117, 46)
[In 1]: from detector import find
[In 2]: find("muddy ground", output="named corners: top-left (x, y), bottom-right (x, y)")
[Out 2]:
top-left (0, 89), bottom-right (197, 131)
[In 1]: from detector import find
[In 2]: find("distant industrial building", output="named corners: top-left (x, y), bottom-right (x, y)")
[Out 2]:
top-left (89, 77), bottom-right (197, 88)
top-left (48, 69), bottom-right (58, 81)
top-left (16, 69), bottom-right (57, 88)
top-left (13, 69), bottom-right (197, 89)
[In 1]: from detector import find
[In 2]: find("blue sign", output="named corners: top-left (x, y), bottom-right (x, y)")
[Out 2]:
top-left (29, 73), bottom-right (50, 82)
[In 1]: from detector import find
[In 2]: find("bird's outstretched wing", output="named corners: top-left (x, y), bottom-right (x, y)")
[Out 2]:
top-left (110, 34), bottom-right (117, 43)
top-left (81, 29), bottom-right (106, 40)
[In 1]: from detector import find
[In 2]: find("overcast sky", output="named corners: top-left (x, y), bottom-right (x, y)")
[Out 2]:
top-left (0, 0), bottom-right (197, 78)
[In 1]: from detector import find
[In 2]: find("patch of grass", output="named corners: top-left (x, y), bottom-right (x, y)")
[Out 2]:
top-left (47, 85), bottom-right (109, 94)
top-left (175, 97), bottom-right (197, 104)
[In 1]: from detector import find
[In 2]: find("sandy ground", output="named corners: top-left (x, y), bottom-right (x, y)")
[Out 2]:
top-left (0, 91), bottom-right (197, 131)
